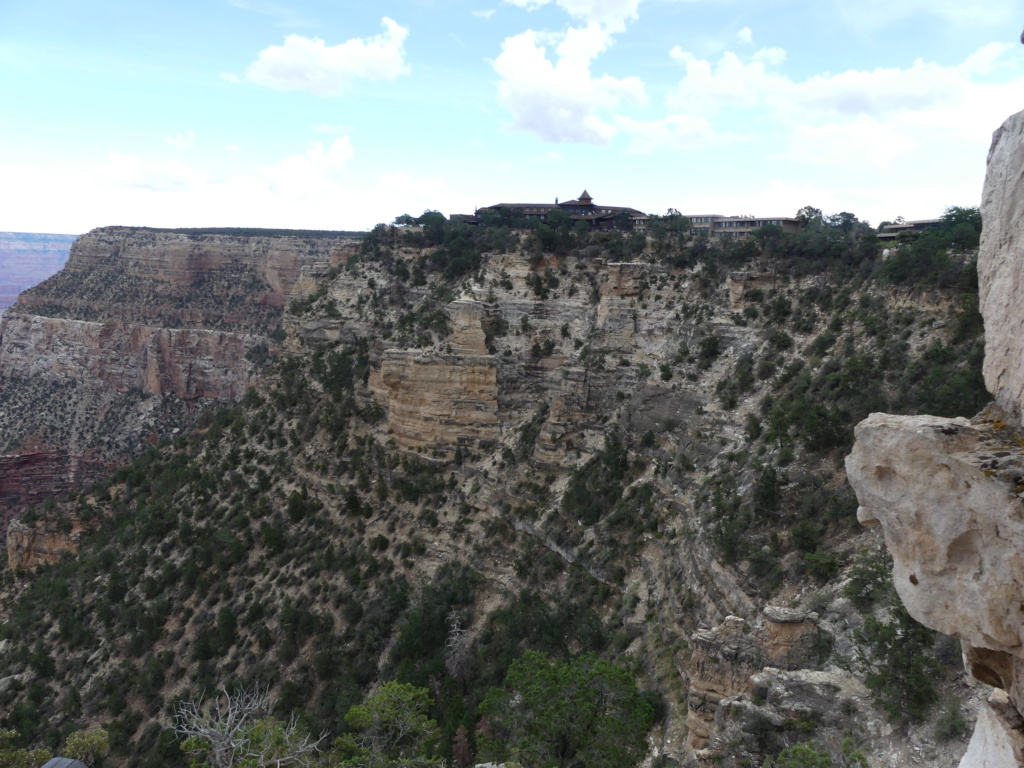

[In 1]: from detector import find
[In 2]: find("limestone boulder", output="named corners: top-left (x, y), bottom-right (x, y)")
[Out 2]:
top-left (959, 692), bottom-right (1024, 768)
top-left (845, 409), bottom-right (1024, 658)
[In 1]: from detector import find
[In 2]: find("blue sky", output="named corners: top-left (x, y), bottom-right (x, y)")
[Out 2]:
top-left (1, 0), bottom-right (1021, 234)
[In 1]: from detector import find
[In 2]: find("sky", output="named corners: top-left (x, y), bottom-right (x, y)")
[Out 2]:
top-left (1, 0), bottom-right (1022, 234)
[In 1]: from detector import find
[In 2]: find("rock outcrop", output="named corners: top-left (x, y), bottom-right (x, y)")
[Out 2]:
top-left (847, 108), bottom-right (1024, 768)
top-left (18, 226), bottom-right (348, 324)
top-left (847, 408), bottom-right (1024, 656)
top-left (369, 300), bottom-right (500, 451)
top-left (684, 608), bottom-right (826, 758)
top-left (370, 350), bottom-right (500, 451)
top-left (728, 271), bottom-right (775, 311)
top-left (6, 516), bottom-right (83, 570)
top-left (980, 111), bottom-right (1024, 422)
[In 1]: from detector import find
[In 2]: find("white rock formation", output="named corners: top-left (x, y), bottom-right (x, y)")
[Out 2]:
top-left (981, 110), bottom-right (1024, 421)
top-left (846, 411), bottom-right (1024, 656)
top-left (959, 700), bottom-right (1022, 768)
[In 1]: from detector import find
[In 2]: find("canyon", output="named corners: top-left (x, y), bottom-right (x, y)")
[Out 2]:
top-left (0, 208), bottom-right (990, 765)
top-left (0, 232), bottom-right (77, 312)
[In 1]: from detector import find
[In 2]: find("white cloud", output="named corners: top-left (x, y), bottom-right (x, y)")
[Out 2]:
top-left (504, 0), bottom-right (640, 32)
top-left (778, 119), bottom-right (918, 168)
top-left (472, 9), bottom-right (497, 19)
top-left (81, 153), bottom-right (205, 194)
top-left (736, 26), bottom-right (752, 44)
top-left (67, 138), bottom-right (356, 219)
top-left (667, 46), bottom-right (789, 114)
top-left (661, 42), bottom-right (1022, 157)
top-left (259, 137), bottom-right (354, 197)
top-left (832, 0), bottom-right (1016, 30)
top-left (312, 123), bottom-right (352, 134)
top-left (494, 23), bottom-right (646, 143)
top-left (617, 113), bottom-right (739, 153)
top-left (373, 172), bottom-right (451, 214)
top-left (785, 59), bottom-right (960, 118)
top-left (2, 135), bottom-right (456, 232)
top-left (668, 43), bottom-right (995, 120)
top-left (246, 18), bottom-right (410, 96)
top-left (166, 130), bottom-right (196, 149)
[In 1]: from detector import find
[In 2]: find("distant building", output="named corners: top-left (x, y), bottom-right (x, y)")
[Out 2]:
top-left (686, 214), bottom-right (801, 238)
top-left (876, 218), bottom-right (943, 240)
top-left (471, 190), bottom-right (649, 230)
top-left (41, 759), bottom-right (90, 768)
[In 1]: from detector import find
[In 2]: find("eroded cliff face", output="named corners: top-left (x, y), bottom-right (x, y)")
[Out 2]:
top-left (369, 350), bottom-right (500, 451)
top-left (847, 109), bottom-right (1024, 768)
top-left (0, 226), bottom-right (357, 512)
top-left (684, 608), bottom-right (826, 753)
top-left (6, 516), bottom-right (83, 569)
top-left (0, 314), bottom-right (261, 399)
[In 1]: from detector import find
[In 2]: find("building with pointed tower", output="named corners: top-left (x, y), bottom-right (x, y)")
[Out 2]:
top-left (471, 190), bottom-right (648, 231)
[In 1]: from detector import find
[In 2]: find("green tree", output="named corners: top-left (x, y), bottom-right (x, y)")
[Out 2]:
top-left (0, 729), bottom-right (51, 768)
top-left (795, 206), bottom-right (823, 228)
top-left (63, 728), bottom-right (110, 766)
top-left (416, 211), bottom-right (447, 246)
top-left (333, 681), bottom-right (441, 768)
top-left (854, 599), bottom-right (940, 721)
top-left (478, 651), bottom-right (654, 768)
top-left (940, 205), bottom-right (982, 249)
top-left (763, 739), bottom-right (866, 768)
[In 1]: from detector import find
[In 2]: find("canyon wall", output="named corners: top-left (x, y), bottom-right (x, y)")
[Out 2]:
top-left (0, 226), bottom-right (357, 514)
top-left (846, 109), bottom-right (1024, 767)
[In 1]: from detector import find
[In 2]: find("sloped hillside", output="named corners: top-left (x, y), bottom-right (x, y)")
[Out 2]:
top-left (0, 209), bottom-right (987, 767)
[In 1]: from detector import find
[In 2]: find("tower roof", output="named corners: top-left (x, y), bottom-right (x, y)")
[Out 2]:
top-left (579, 189), bottom-right (592, 202)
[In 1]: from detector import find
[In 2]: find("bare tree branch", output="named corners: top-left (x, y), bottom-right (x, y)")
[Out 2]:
top-left (174, 683), bottom-right (325, 768)
top-left (444, 611), bottom-right (473, 691)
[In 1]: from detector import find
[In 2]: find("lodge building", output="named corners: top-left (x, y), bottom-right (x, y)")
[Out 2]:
top-left (455, 191), bottom-right (801, 239)
top-left (686, 214), bottom-right (801, 238)
top-left (473, 190), bottom-right (649, 231)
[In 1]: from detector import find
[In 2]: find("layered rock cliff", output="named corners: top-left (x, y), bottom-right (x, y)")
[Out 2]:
top-left (847, 109), bottom-right (1024, 767)
top-left (0, 226), bottom-right (358, 519)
